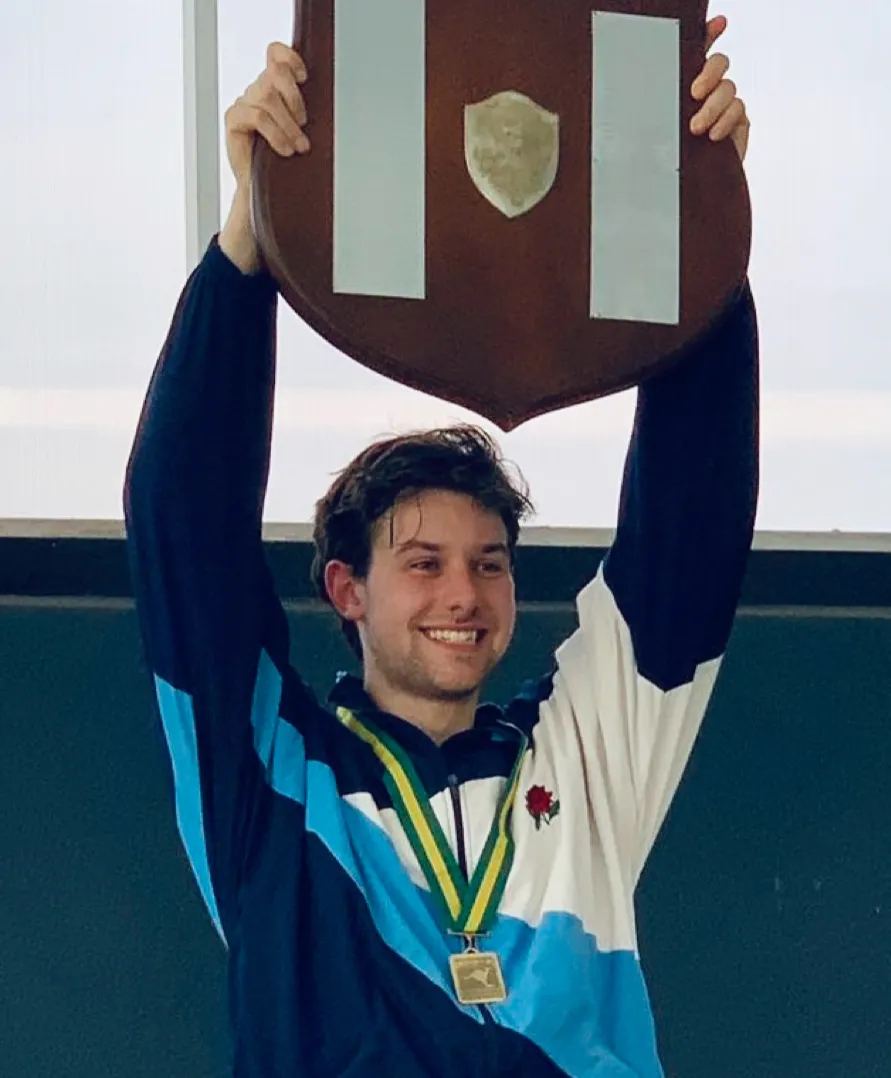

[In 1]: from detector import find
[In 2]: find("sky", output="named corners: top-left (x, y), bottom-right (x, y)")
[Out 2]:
top-left (2, 0), bottom-right (891, 533)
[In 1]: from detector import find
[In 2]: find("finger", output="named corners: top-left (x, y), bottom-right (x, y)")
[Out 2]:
top-left (709, 97), bottom-right (747, 143)
top-left (228, 101), bottom-right (295, 157)
top-left (732, 117), bottom-right (751, 163)
top-left (244, 79), bottom-right (307, 147)
top-left (228, 101), bottom-right (302, 157)
top-left (269, 60), bottom-right (308, 126)
top-left (690, 78), bottom-right (737, 135)
top-left (704, 14), bottom-right (728, 53)
top-left (267, 41), bottom-right (308, 84)
top-left (691, 52), bottom-right (730, 101)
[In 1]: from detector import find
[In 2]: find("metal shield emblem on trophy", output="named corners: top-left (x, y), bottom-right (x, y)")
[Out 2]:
top-left (251, 0), bottom-right (752, 431)
top-left (464, 92), bottom-right (560, 220)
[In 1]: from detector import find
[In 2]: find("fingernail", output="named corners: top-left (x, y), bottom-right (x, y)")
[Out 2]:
top-left (297, 134), bottom-right (310, 153)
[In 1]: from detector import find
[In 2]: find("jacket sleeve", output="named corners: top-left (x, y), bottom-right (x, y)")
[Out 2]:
top-left (123, 238), bottom-right (309, 941)
top-left (542, 284), bottom-right (759, 886)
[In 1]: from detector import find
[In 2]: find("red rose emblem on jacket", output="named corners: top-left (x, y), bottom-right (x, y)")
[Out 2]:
top-left (525, 785), bottom-right (560, 829)
top-left (526, 785), bottom-right (552, 815)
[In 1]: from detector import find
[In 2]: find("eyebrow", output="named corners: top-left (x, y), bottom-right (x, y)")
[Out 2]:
top-left (394, 540), bottom-right (510, 557)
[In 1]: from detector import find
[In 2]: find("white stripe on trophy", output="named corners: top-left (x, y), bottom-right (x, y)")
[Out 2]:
top-left (590, 12), bottom-right (681, 325)
top-left (333, 0), bottom-right (426, 299)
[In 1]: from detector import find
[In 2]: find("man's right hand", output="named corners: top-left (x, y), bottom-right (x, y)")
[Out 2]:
top-left (219, 43), bottom-right (310, 274)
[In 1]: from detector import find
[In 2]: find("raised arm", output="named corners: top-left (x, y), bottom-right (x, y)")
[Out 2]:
top-left (603, 10), bottom-right (758, 708)
top-left (538, 16), bottom-right (758, 884)
top-left (604, 282), bottom-right (758, 691)
top-left (123, 45), bottom-right (312, 939)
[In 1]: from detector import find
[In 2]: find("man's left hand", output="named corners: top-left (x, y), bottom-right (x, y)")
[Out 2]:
top-left (690, 14), bottom-right (750, 164)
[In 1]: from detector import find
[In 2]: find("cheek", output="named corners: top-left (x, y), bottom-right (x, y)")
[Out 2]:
top-left (492, 582), bottom-right (517, 634)
top-left (366, 576), bottom-right (431, 632)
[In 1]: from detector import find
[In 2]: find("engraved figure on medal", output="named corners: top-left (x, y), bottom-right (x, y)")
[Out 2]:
top-left (464, 91), bottom-right (560, 219)
top-left (449, 951), bottom-right (508, 1005)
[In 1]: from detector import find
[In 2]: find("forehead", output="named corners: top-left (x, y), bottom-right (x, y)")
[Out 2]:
top-left (374, 489), bottom-right (508, 550)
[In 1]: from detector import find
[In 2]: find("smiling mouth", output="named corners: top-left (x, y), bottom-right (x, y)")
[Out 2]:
top-left (421, 628), bottom-right (486, 646)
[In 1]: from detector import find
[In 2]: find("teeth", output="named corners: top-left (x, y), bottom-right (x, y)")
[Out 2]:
top-left (424, 629), bottom-right (480, 645)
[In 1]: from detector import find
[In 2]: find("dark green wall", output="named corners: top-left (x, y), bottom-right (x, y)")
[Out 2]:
top-left (2, 537), bottom-right (890, 1077)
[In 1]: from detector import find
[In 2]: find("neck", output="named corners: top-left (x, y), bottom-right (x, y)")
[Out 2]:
top-left (363, 673), bottom-right (478, 745)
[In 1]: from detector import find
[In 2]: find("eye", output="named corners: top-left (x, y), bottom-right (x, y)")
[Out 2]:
top-left (410, 558), bottom-right (440, 572)
top-left (478, 560), bottom-right (508, 576)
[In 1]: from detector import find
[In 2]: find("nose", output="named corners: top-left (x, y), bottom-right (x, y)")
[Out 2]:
top-left (441, 563), bottom-right (481, 618)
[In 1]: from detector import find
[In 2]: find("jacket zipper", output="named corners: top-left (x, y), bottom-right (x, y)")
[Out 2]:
top-left (447, 773), bottom-right (470, 879)
top-left (447, 773), bottom-right (496, 1025)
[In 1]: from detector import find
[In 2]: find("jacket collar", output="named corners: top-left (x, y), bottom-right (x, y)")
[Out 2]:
top-left (327, 672), bottom-right (508, 756)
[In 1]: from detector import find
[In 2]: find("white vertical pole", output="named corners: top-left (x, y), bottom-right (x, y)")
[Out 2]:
top-left (183, 0), bottom-right (222, 273)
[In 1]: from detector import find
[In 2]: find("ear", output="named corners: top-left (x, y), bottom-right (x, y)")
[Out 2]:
top-left (324, 560), bottom-right (367, 623)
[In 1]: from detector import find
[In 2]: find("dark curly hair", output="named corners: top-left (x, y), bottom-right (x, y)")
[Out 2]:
top-left (311, 425), bottom-right (534, 657)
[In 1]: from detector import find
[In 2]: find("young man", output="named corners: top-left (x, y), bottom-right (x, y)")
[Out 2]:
top-left (124, 15), bottom-right (757, 1077)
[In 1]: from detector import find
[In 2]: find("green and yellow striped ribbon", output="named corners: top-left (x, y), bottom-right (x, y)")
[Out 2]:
top-left (336, 706), bottom-right (527, 937)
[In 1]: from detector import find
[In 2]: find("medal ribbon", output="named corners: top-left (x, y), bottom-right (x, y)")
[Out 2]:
top-left (336, 707), bottom-right (528, 937)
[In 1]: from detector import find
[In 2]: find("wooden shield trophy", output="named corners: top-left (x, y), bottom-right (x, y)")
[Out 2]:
top-left (251, 0), bottom-right (751, 431)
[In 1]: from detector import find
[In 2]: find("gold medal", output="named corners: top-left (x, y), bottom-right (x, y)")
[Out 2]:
top-left (449, 944), bottom-right (507, 1006)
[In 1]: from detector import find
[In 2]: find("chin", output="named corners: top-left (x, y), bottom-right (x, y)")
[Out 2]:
top-left (428, 668), bottom-right (491, 701)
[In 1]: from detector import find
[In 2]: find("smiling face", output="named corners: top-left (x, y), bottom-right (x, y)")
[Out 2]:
top-left (326, 488), bottom-right (517, 710)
